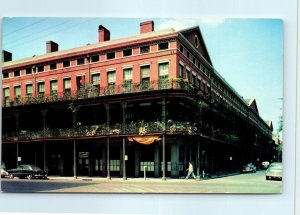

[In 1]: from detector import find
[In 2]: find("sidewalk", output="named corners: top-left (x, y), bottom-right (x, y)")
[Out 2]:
top-left (47, 172), bottom-right (241, 182)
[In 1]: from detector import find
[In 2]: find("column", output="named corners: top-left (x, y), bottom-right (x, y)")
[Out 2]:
top-left (42, 110), bottom-right (48, 171)
top-left (106, 104), bottom-right (111, 179)
top-left (196, 141), bottom-right (201, 180)
top-left (154, 144), bottom-right (160, 177)
top-left (101, 146), bottom-right (107, 177)
top-left (73, 140), bottom-right (77, 178)
top-left (161, 97), bottom-right (167, 181)
top-left (15, 113), bottom-right (19, 167)
top-left (171, 144), bottom-right (179, 177)
top-left (122, 102), bottom-right (127, 180)
top-left (135, 145), bottom-right (140, 177)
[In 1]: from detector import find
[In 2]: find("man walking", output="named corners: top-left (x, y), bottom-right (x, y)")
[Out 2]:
top-left (185, 162), bottom-right (196, 179)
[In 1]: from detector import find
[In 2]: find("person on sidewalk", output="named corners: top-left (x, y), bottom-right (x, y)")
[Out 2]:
top-left (185, 162), bottom-right (196, 179)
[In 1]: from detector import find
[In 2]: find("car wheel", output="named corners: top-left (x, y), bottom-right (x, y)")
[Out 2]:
top-left (9, 174), bottom-right (14, 179)
top-left (27, 175), bottom-right (33, 180)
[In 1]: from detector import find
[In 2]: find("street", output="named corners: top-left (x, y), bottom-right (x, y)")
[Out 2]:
top-left (1, 170), bottom-right (281, 193)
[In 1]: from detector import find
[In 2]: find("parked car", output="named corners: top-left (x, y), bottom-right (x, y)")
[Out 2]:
top-left (266, 162), bottom-right (282, 180)
top-left (242, 163), bottom-right (257, 173)
top-left (262, 161), bottom-right (270, 169)
top-left (1, 162), bottom-right (8, 178)
top-left (7, 164), bottom-right (47, 179)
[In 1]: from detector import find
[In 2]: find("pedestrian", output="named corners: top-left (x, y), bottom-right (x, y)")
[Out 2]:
top-left (185, 162), bottom-right (196, 179)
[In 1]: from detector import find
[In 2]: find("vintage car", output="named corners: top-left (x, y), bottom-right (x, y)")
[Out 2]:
top-left (242, 163), bottom-right (257, 173)
top-left (7, 164), bottom-right (47, 179)
top-left (1, 162), bottom-right (8, 178)
top-left (266, 162), bottom-right (282, 180)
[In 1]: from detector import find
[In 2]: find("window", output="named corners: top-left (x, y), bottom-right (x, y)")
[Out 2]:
top-left (123, 68), bottom-right (133, 92)
top-left (3, 87), bottom-right (10, 106)
top-left (179, 64), bottom-right (184, 78)
top-left (179, 44), bottom-right (184, 53)
top-left (194, 35), bottom-right (199, 48)
top-left (123, 49), bottom-right (132, 57)
top-left (3, 72), bottom-right (9, 79)
top-left (192, 57), bottom-right (196, 64)
top-left (109, 160), bottom-right (120, 171)
top-left (92, 73), bottom-right (100, 93)
top-left (197, 62), bottom-right (200, 69)
top-left (140, 45), bottom-right (150, 54)
top-left (50, 63), bottom-right (57, 70)
top-left (197, 78), bottom-right (201, 90)
top-left (77, 58), bottom-right (85, 65)
top-left (186, 51), bottom-right (190, 59)
top-left (91, 55), bottom-right (99, 62)
top-left (14, 70), bottom-right (20, 77)
top-left (186, 69), bottom-right (190, 82)
top-left (159, 62), bottom-right (169, 89)
top-left (37, 65), bottom-right (44, 72)
top-left (14, 86), bottom-right (21, 98)
top-left (107, 71), bottom-right (116, 94)
top-left (192, 74), bottom-right (196, 86)
top-left (26, 68), bottom-right (32, 75)
top-left (158, 42), bottom-right (169, 50)
top-left (63, 78), bottom-right (71, 94)
top-left (50, 80), bottom-right (58, 94)
top-left (106, 52), bottom-right (115, 60)
top-left (140, 65), bottom-right (150, 91)
top-left (63, 60), bottom-right (70, 67)
top-left (26, 84), bottom-right (32, 95)
top-left (37, 82), bottom-right (45, 95)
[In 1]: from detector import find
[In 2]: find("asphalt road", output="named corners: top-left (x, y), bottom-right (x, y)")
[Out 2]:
top-left (0, 170), bottom-right (281, 193)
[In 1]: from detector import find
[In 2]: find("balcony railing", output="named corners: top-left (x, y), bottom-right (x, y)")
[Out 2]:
top-left (2, 121), bottom-right (199, 142)
top-left (3, 79), bottom-right (198, 107)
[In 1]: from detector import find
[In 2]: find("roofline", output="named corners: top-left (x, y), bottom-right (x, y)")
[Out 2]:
top-left (3, 28), bottom-right (177, 70)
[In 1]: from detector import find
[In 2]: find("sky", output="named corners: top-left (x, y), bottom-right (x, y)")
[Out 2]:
top-left (2, 18), bottom-right (283, 132)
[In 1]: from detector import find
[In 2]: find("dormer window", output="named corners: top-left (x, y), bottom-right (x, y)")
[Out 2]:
top-left (194, 35), bottom-right (199, 48)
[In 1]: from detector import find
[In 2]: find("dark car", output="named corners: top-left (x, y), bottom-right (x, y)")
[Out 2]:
top-left (7, 164), bottom-right (47, 179)
top-left (242, 163), bottom-right (257, 173)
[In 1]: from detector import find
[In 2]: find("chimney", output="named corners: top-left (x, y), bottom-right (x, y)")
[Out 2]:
top-left (98, 25), bottom-right (110, 42)
top-left (140, 21), bottom-right (154, 34)
top-left (46, 41), bottom-right (59, 53)
top-left (2, 50), bottom-right (12, 62)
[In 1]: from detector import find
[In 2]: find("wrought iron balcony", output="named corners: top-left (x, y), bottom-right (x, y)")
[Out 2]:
top-left (3, 79), bottom-right (198, 107)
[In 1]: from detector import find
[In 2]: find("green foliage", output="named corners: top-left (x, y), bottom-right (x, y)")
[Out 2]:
top-left (225, 134), bottom-right (239, 143)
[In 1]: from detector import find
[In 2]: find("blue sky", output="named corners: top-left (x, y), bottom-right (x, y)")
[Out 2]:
top-left (2, 18), bottom-right (283, 132)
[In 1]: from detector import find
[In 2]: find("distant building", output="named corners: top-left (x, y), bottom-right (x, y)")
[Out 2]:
top-left (2, 20), bottom-right (275, 178)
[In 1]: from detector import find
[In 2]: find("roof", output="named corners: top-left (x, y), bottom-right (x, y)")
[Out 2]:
top-left (3, 28), bottom-right (176, 68)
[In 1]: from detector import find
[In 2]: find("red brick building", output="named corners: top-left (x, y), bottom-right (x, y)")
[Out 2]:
top-left (2, 21), bottom-right (275, 179)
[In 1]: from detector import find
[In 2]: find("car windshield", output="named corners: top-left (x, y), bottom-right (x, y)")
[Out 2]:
top-left (270, 163), bottom-right (282, 170)
top-left (31, 165), bottom-right (42, 171)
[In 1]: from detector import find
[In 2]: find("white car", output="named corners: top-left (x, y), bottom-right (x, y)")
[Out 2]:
top-left (1, 162), bottom-right (8, 178)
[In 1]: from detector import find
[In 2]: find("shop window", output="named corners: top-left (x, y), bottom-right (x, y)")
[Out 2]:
top-left (109, 160), bottom-right (120, 171)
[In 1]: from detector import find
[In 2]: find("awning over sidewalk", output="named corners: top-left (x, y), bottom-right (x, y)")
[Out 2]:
top-left (128, 136), bottom-right (161, 145)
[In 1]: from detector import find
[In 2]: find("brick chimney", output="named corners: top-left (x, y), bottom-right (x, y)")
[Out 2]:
top-left (140, 21), bottom-right (154, 34)
top-left (46, 41), bottom-right (59, 53)
top-left (98, 25), bottom-right (110, 42)
top-left (2, 50), bottom-right (12, 62)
